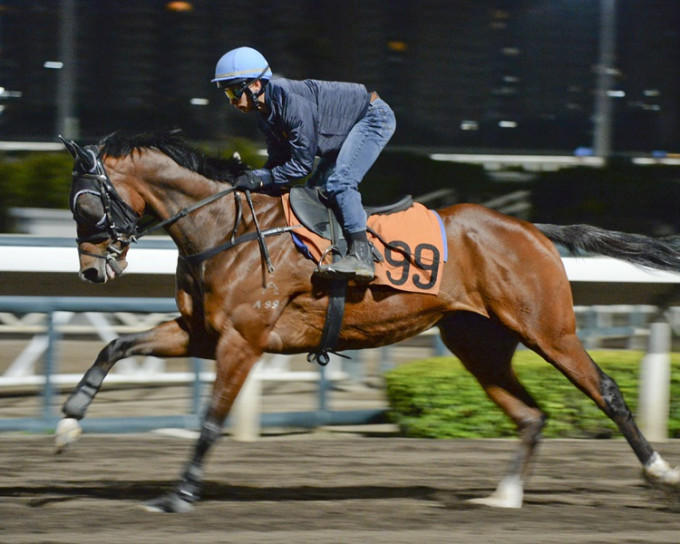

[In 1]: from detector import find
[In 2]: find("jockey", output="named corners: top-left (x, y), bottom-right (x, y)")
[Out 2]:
top-left (212, 46), bottom-right (396, 283)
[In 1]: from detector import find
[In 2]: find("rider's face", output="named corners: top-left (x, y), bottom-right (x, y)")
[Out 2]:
top-left (228, 81), bottom-right (261, 113)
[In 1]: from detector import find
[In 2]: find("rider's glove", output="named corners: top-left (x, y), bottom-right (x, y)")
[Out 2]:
top-left (233, 171), bottom-right (267, 191)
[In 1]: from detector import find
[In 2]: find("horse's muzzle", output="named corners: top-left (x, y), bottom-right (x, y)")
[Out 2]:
top-left (78, 248), bottom-right (129, 283)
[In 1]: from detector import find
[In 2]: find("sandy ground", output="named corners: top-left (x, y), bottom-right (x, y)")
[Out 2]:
top-left (3, 336), bottom-right (680, 543)
top-left (2, 434), bottom-right (680, 544)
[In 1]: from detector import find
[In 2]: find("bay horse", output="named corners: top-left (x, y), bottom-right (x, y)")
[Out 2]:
top-left (57, 129), bottom-right (680, 513)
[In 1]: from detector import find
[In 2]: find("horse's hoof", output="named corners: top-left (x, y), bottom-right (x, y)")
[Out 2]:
top-left (467, 475), bottom-right (524, 508)
top-left (142, 493), bottom-right (195, 514)
top-left (54, 418), bottom-right (82, 454)
top-left (467, 495), bottom-right (523, 508)
top-left (643, 452), bottom-right (680, 486)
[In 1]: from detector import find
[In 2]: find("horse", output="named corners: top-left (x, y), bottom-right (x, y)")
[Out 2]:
top-left (56, 129), bottom-right (680, 513)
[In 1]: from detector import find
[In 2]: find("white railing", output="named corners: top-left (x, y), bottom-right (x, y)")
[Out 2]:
top-left (3, 237), bottom-right (680, 439)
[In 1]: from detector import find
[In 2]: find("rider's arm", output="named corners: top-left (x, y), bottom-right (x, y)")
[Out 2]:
top-left (253, 92), bottom-right (317, 186)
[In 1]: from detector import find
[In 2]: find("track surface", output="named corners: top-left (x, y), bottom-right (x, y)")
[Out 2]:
top-left (2, 435), bottom-right (680, 543)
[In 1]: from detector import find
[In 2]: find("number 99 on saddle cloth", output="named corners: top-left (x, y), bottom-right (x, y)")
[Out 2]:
top-left (283, 188), bottom-right (447, 295)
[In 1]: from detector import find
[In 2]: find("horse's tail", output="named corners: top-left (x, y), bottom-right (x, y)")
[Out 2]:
top-left (534, 223), bottom-right (680, 273)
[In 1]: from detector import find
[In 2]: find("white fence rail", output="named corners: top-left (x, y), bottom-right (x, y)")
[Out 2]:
top-left (3, 236), bottom-right (680, 438)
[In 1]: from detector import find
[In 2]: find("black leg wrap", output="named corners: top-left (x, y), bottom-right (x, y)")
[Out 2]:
top-left (63, 366), bottom-right (108, 419)
top-left (521, 414), bottom-right (547, 446)
top-left (198, 417), bottom-right (223, 447)
top-left (598, 367), bottom-right (654, 462)
top-left (175, 418), bottom-right (223, 503)
top-left (144, 417), bottom-right (223, 513)
top-left (176, 464), bottom-right (204, 504)
top-left (598, 369), bottom-right (632, 423)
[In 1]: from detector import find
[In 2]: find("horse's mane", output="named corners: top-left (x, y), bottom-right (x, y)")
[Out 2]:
top-left (99, 128), bottom-right (246, 182)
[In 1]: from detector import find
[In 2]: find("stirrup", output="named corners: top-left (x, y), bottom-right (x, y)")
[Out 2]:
top-left (315, 262), bottom-right (374, 282)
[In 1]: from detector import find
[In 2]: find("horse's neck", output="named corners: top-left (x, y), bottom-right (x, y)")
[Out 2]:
top-left (176, 186), bottom-right (235, 256)
top-left (146, 172), bottom-right (280, 257)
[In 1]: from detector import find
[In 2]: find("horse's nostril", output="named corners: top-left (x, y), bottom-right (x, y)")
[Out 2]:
top-left (81, 267), bottom-right (102, 282)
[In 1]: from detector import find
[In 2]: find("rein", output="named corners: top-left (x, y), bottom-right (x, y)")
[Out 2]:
top-left (137, 187), bottom-right (297, 271)
top-left (134, 187), bottom-right (237, 239)
top-left (70, 148), bottom-right (292, 273)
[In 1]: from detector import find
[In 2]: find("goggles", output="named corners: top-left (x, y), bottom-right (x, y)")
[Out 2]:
top-left (223, 81), bottom-right (249, 101)
top-left (216, 64), bottom-right (270, 101)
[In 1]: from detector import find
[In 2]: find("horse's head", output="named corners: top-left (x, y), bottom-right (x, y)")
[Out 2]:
top-left (60, 136), bottom-right (141, 283)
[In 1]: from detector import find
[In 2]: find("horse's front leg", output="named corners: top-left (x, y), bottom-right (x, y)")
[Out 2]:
top-left (144, 328), bottom-right (262, 513)
top-left (54, 317), bottom-right (194, 453)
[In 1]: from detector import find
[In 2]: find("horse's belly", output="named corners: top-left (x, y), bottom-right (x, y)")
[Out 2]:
top-left (266, 292), bottom-right (447, 354)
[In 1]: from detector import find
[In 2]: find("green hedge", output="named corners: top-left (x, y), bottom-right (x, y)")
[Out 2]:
top-left (384, 350), bottom-right (680, 439)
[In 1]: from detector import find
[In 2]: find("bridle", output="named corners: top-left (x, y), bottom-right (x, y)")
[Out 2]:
top-left (64, 141), bottom-right (142, 274)
top-left (60, 136), bottom-right (295, 274)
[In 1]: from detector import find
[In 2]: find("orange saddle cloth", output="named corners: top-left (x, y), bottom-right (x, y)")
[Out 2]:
top-left (282, 194), bottom-right (447, 295)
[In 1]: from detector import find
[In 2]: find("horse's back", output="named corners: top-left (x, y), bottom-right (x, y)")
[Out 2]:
top-left (438, 203), bottom-right (560, 260)
top-left (435, 203), bottom-right (571, 316)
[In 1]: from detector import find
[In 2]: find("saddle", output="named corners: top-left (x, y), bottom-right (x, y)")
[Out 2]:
top-left (288, 186), bottom-right (413, 254)
top-left (288, 186), bottom-right (414, 366)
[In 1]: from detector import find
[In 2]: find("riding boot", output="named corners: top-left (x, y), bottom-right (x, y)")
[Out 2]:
top-left (316, 230), bottom-right (375, 282)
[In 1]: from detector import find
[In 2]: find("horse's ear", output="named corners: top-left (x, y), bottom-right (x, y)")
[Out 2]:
top-left (59, 135), bottom-right (78, 159)
top-left (59, 135), bottom-right (96, 172)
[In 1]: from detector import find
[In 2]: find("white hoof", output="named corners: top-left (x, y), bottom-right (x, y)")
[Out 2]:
top-left (467, 475), bottom-right (524, 508)
top-left (643, 452), bottom-right (680, 486)
top-left (142, 493), bottom-right (196, 513)
top-left (54, 417), bottom-right (82, 454)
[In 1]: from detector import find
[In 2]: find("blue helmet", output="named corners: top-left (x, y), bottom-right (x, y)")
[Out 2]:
top-left (211, 47), bottom-right (272, 88)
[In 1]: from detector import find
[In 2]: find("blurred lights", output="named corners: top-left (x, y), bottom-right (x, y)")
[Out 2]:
top-left (44, 61), bottom-right (64, 69)
top-left (499, 120), bottom-right (517, 128)
top-left (190, 98), bottom-right (208, 106)
top-left (460, 120), bottom-right (478, 131)
top-left (387, 41), bottom-right (408, 52)
top-left (607, 90), bottom-right (625, 97)
top-left (0, 87), bottom-right (22, 98)
top-left (166, 1), bottom-right (193, 12)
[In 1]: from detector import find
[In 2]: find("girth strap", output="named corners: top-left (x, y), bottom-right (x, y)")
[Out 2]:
top-left (307, 280), bottom-right (347, 366)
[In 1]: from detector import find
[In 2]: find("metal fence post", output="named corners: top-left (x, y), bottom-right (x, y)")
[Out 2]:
top-left (43, 309), bottom-right (60, 422)
top-left (190, 357), bottom-right (204, 417)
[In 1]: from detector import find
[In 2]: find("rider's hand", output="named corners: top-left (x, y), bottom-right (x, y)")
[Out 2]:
top-left (233, 171), bottom-right (266, 191)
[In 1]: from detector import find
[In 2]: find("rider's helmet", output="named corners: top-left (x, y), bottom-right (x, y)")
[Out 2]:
top-left (211, 47), bottom-right (272, 90)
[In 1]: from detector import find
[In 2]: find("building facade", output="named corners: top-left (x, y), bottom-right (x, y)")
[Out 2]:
top-left (0, 0), bottom-right (678, 153)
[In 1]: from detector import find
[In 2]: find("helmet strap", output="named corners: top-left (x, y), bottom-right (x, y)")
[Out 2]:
top-left (244, 86), bottom-right (260, 110)
top-left (253, 83), bottom-right (270, 110)
top-left (245, 66), bottom-right (269, 111)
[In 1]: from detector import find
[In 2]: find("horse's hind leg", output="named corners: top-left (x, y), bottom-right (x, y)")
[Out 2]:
top-left (534, 330), bottom-right (680, 486)
top-left (55, 318), bottom-right (194, 453)
top-left (438, 312), bottom-right (545, 508)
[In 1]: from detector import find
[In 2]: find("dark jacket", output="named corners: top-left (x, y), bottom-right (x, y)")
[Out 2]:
top-left (256, 78), bottom-right (371, 184)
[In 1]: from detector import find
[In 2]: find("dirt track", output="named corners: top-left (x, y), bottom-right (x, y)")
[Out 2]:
top-left (2, 434), bottom-right (680, 544)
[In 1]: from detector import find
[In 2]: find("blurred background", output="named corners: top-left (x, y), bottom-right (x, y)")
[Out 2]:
top-left (1, 0), bottom-right (680, 233)
top-left (2, 0), bottom-right (680, 441)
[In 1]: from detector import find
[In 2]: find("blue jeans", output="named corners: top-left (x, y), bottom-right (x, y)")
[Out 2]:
top-left (308, 98), bottom-right (396, 234)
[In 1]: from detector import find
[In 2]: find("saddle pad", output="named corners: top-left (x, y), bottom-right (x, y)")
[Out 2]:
top-left (282, 194), bottom-right (447, 295)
